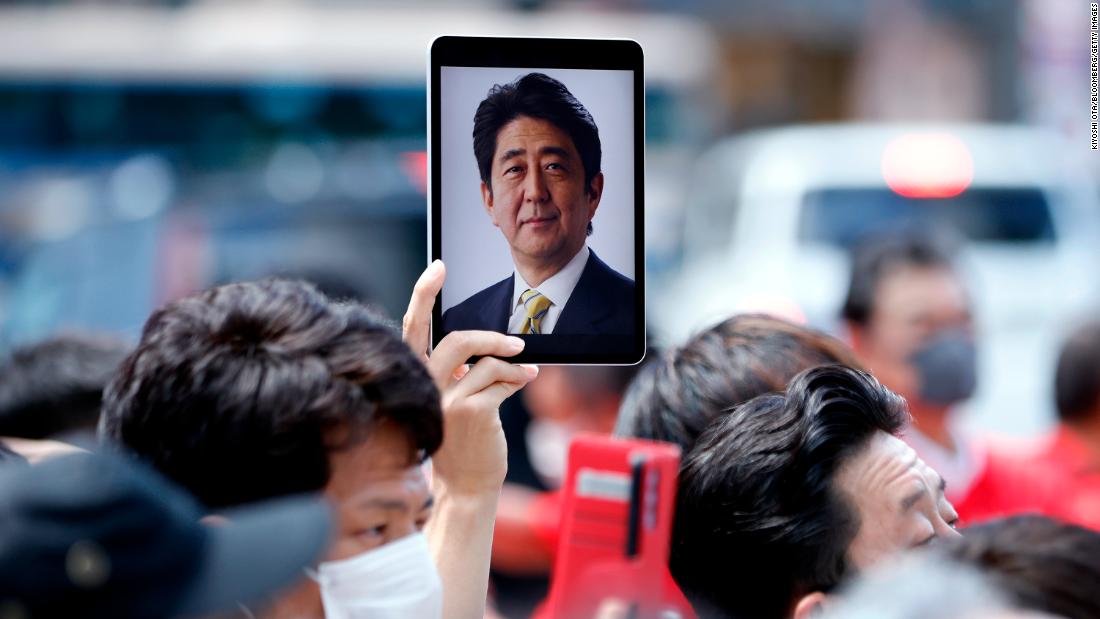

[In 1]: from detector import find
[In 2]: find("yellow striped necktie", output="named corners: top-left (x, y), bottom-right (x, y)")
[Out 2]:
top-left (519, 289), bottom-right (553, 335)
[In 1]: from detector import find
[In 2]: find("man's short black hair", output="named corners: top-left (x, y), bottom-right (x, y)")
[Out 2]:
top-left (841, 230), bottom-right (959, 326)
top-left (615, 314), bottom-right (863, 453)
top-left (473, 72), bottom-right (601, 235)
top-left (1054, 319), bottom-right (1100, 423)
top-left (670, 364), bottom-right (909, 619)
top-left (946, 515), bottom-right (1100, 619)
top-left (99, 279), bottom-right (443, 510)
top-left (0, 334), bottom-right (131, 439)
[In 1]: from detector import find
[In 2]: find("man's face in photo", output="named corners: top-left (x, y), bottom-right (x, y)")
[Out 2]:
top-left (481, 115), bottom-right (603, 268)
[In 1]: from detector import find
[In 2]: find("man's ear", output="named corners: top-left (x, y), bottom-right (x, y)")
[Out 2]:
top-left (792, 591), bottom-right (829, 619)
top-left (481, 181), bottom-right (498, 227)
top-left (586, 172), bottom-right (605, 217)
top-left (589, 169), bottom-right (607, 233)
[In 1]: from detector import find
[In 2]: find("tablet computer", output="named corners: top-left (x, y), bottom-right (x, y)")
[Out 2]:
top-left (429, 36), bottom-right (645, 365)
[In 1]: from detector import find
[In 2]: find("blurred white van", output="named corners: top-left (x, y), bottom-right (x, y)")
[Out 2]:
top-left (657, 123), bottom-right (1100, 437)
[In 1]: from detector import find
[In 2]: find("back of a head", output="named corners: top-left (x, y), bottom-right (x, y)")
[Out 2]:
top-left (823, 549), bottom-right (1012, 619)
top-left (946, 515), bottom-right (1100, 619)
top-left (841, 229), bottom-right (959, 327)
top-left (670, 365), bottom-right (909, 619)
top-left (1054, 319), bottom-right (1100, 424)
top-left (99, 279), bottom-right (443, 509)
top-left (615, 314), bottom-right (862, 453)
top-left (0, 333), bottom-right (131, 439)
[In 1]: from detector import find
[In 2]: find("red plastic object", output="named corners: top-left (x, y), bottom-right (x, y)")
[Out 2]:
top-left (544, 433), bottom-right (695, 619)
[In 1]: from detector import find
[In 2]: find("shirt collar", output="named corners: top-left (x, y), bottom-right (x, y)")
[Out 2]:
top-left (512, 245), bottom-right (590, 309)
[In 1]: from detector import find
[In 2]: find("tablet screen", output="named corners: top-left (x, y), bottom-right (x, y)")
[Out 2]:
top-left (430, 37), bottom-right (644, 364)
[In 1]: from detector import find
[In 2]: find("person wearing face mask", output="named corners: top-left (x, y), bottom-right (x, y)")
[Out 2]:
top-left (841, 230), bottom-right (1052, 523)
top-left (100, 275), bottom-right (538, 619)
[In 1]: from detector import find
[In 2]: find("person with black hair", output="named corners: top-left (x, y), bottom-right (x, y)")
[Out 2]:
top-left (0, 332), bottom-right (130, 438)
top-left (101, 274), bottom-right (537, 619)
top-left (442, 72), bottom-right (634, 336)
top-left (1015, 319), bottom-right (1100, 529)
top-left (841, 230), bottom-right (1049, 523)
top-left (671, 365), bottom-right (961, 619)
top-left (945, 515), bottom-right (1100, 619)
top-left (824, 516), bottom-right (1100, 619)
top-left (841, 230), bottom-right (974, 450)
top-left (615, 314), bottom-right (863, 453)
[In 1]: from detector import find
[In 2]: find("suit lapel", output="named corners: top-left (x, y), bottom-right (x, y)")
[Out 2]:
top-left (554, 252), bottom-right (615, 333)
top-left (482, 275), bottom-right (512, 332)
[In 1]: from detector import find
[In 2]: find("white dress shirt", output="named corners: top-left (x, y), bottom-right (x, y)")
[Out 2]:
top-left (507, 246), bottom-right (590, 334)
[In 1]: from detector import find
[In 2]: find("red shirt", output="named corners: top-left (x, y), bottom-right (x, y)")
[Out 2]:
top-left (904, 428), bottom-right (1061, 526)
top-left (950, 443), bottom-right (1063, 525)
top-left (1015, 425), bottom-right (1100, 530)
top-left (528, 491), bottom-right (698, 619)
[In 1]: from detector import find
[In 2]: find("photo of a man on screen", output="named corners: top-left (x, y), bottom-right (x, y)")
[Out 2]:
top-left (442, 72), bottom-right (635, 336)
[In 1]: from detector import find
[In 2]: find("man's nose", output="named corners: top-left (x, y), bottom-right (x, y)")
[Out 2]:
top-left (524, 168), bottom-right (549, 203)
top-left (936, 517), bottom-right (963, 541)
top-left (387, 518), bottom-right (418, 545)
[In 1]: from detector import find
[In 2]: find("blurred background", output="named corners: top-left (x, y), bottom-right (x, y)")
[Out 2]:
top-left (1, 1), bottom-right (1095, 616)
top-left (1, 0), bottom-right (1092, 430)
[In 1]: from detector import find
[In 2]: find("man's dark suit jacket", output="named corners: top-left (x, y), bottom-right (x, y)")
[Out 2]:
top-left (442, 250), bottom-right (635, 335)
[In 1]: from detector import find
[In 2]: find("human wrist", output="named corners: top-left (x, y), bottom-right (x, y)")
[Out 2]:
top-left (431, 475), bottom-right (503, 509)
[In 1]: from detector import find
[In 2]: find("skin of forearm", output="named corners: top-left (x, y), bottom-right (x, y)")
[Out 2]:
top-left (426, 482), bottom-right (501, 619)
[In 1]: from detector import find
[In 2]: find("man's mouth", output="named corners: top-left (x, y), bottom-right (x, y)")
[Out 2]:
top-left (522, 214), bottom-right (558, 227)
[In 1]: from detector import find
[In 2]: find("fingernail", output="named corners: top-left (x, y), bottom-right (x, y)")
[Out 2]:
top-left (428, 260), bottom-right (443, 274)
top-left (507, 337), bottom-right (525, 351)
top-left (521, 364), bottom-right (539, 377)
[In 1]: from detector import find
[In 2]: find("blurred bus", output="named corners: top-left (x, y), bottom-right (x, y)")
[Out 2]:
top-left (662, 123), bottom-right (1100, 436)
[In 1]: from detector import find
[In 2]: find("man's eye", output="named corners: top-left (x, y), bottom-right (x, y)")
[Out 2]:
top-left (546, 162), bottom-right (564, 171)
top-left (505, 166), bottom-right (523, 174)
top-left (359, 524), bottom-right (386, 539)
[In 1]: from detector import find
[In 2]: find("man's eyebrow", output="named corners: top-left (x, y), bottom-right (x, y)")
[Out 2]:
top-left (358, 496), bottom-right (433, 512)
top-left (900, 489), bottom-right (924, 512)
top-left (498, 148), bottom-right (525, 162)
top-left (538, 145), bottom-right (572, 159)
top-left (359, 498), bottom-right (407, 510)
top-left (900, 476), bottom-right (946, 511)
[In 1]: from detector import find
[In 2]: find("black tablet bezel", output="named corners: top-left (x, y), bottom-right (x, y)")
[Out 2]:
top-left (429, 36), bottom-right (645, 365)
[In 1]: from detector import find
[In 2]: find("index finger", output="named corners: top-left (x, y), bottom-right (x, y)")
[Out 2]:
top-left (428, 330), bottom-right (525, 391)
top-left (402, 260), bottom-right (445, 359)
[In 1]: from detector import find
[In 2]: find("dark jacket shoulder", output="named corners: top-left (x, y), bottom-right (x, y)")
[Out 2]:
top-left (441, 275), bottom-right (512, 332)
top-left (554, 251), bottom-right (635, 335)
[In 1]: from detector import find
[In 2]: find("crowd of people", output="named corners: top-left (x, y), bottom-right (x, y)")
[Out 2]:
top-left (1, 230), bottom-right (1100, 619)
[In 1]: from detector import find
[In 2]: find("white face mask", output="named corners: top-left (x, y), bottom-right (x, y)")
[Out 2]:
top-left (310, 532), bottom-right (443, 619)
top-left (525, 418), bottom-right (573, 488)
